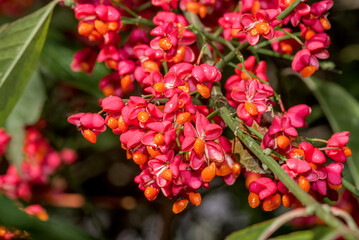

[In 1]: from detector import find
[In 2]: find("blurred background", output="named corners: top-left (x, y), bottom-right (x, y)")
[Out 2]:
top-left (1, 0), bottom-right (359, 239)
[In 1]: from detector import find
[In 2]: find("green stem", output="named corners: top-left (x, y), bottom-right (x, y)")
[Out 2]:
top-left (120, 16), bottom-right (155, 27)
top-left (305, 137), bottom-right (328, 144)
top-left (176, 129), bottom-right (181, 148)
top-left (162, 60), bottom-right (168, 74)
top-left (135, 1), bottom-right (152, 12)
top-left (252, 32), bottom-right (302, 49)
top-left (110, 0), bottom-right (138, 18)
top-left (255, 48), bottom-right (294, 61)
top-left (278, 28), bottom-right (303, 45)
top-left (206, 109), bottom-right (220, 119)
top-left (189, 90), bottom-right (198, 96)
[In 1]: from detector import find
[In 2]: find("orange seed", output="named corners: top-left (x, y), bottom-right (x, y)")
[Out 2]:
top-left (173, 199), bottom-right (189, 214)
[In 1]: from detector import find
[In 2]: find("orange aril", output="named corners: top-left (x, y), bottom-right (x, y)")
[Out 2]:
top-left (276, 135), bottom-right (291, 150)
top-left (241, 71), bottom-right (251, 80)
top-left (102, 86), bottom-right (115, 97)
top-left (173, 46), bottom-right (186, 63)
top-left (143, 60), bottom-right (159, 72)
top-left (121, 74), bottom-right (132, 91)
top-left (194, 138), bottom-right (205, 157)
top-left (344, 146), bottom-right (352, 157)
top-left (83, 129), bottom-right (97, 143)
top-left (244, 102), bottom-right (259, 116)
top-left (147, 146), bottom-right (161, 158)
top-left (189, 192), bottom-right (202, 206)
top-left (162, 169), bottom-right (173, 181)
top-left (154, 133), bottom-right (165, 146)
top-left (178, 82), bottom-right (190, 92)
top-left (216, 162), bottom-right (232, 176)
top-left (309, 163), bottom-right (317, 170)
top-left (305, 29), bottom-right (316, 40)
top-left (107, 117), bottom-right (118, 129)
top-left (282, 194), bottom-right (293, 208)
top-left (107, 59), bottom-right (118, 70)
top-left (320, 18), bottom-right (330, 30)
top-left (145, 186), bottom-right (158, 201)
top-left (78, 22), bottom-right (94, 36)
top-left (231, 29), bottom-right (241, 37)
top-left (251, 0), bottom-right (261, 14)
top-left (159, 38), bottom-right (172, 51)
top-left (186, 2), bottom-right (200, 14)
top-left (118, 115), bottom-right (128, 132)
top-left (250, 28), bottom-right (258, 36)
top-left (298, 176), bottom-right (310, 192)
top-left (0, 226), bottom-right (6, 236)
top-left (80, 62), bottom-right (90, 72)
top-left (108, 21), bottom-right (119, 31)
top-left (284, 0), bottom-right (295, 6)
top-left (198, 5), bottom-right (207, 18)
top-left (328, 183), bottom-right (342, 190)
top-left (37, 211), bottom-right (49, 221)
top-left (132, 151), bottom-right (148, 165)
top-left (89, 30), bottom-right (101, 41)
top-left (154, 82), bottom-right (166, 93)
top-left (196, 84), bottom-right (210, 98)
top-left (201, 162), bottom-right (216, 183)
top-left (301, 65), bottom-right (316, 77)
top-left (262, 193), bottom-right (281, 211)
top-left (176, 112), bottom-right (191, 125)
top-left (232, 162), bottom-right (241, 178)
top-left (245, 173), bottom-right (261, 188)
top-left (291, 149), bottom-right (305, 160)
top-left (280, 42), bottom-right (293, 55)
top-left (255, 22), bottom-right (270, 35)
top-left (94, 20), bottom-right (108, 35)
top-left (173, 199), bottom-right (189, 214)
top-left (137, 111), bottom-right (150, 123)
top-left (248, 192), bottom-right (260, 208)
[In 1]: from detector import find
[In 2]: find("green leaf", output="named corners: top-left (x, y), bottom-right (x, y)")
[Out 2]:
top-left (40, 39), bottom-right (106, 99)
top-left (227, 219), bottom-right (336, 240)
top-left (303, 77), bottom-right (359, 188)
top-left (226, 220), bottom-right (274, 240)
top-left (0, 195), bottom-right (92, 240)
top-left (0, 0), bottom-right (59, 127)
top-left (269, 226), bottom-right (336, 240)
top-left (4, 70), bottom-right (46, 167)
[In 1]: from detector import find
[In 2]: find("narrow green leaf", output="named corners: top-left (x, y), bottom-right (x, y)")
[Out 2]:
top-left (0, 195), bottom-right (92, 240)
top-left (303, 77), bottom-right (359, 188)
top-left (226, 220), bottom-right (274, 240)
top-left (4, 70), bottom-right (46, 167)
top-left (0, 0), bottom-right (59, 127)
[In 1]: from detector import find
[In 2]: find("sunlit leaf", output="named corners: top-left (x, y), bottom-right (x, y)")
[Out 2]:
top-left (0, 0), bottom-right (59, 127)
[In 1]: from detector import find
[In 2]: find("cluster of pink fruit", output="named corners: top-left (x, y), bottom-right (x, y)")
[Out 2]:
top-left (68, 0), bottom-right (350, 214)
